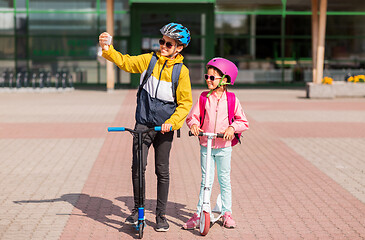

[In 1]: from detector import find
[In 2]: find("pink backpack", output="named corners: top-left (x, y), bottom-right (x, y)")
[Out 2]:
top-left (199, 91), bottom-right (241, 146)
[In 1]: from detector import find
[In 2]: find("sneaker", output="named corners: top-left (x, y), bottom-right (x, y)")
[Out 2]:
top-left (125, 209), bottom-right (138, 225)
top-left (222, 212), bottom-right (236, 228)
top-left (155, 214), bottom-right (169, 232)
top-left (182, 213), bottom-right (200, 230)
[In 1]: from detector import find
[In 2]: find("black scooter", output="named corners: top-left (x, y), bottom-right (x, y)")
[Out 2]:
top-left (108, 126), bottom-right (165, 239)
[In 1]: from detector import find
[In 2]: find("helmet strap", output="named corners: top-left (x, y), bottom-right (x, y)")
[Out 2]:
top-left (166, 44), bottom-right (179, 59)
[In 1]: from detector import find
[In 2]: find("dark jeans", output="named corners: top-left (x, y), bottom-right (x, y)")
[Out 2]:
top-left (131, 122), bottom-right (173, 216)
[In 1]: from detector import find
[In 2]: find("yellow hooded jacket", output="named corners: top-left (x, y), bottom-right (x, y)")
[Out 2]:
top-left (102, 46), bottom-right (192, 130)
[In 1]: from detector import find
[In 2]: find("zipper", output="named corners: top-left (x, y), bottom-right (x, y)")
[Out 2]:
top-left (213, 97), bottom-right (220, 147)
top-left (155, 60), bottom-right (168, 98)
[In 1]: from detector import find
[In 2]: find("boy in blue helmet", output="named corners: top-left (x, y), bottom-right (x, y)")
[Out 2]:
top-left (99, 23), bottom-right (192, 232)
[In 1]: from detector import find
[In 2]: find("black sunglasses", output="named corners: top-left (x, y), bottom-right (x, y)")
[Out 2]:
top-left (204, 74), bottom-right (222, 81)
top-left (159, 38), bottom-right (175, 49)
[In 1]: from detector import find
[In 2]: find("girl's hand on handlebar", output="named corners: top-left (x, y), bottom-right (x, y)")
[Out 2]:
top-left (161, 123), bottom-right (172, 134)
top-left (190, 124), bottom-right (203, 136)
top-left (221, 126), bottom-right (235, 141)
top-left (99, 32), bottom-right (110, 51)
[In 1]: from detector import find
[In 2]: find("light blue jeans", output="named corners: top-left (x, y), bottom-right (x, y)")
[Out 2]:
top-left (196, 146), bottom-right (232, 215)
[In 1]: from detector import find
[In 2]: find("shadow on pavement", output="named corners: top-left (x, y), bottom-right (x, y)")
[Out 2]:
top-left (14, 193), bottom-right (196, 238)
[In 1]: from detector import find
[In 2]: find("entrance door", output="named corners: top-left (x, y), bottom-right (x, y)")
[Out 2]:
top-left (130, 2), bottom-right (214, 87)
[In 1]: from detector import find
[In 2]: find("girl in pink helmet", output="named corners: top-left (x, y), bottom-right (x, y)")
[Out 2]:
top-left (184, 58), bottom-right (249, 230)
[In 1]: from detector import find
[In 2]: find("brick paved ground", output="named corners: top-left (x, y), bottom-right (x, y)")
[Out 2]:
top-left (0, 89), bottom-right (364, 240)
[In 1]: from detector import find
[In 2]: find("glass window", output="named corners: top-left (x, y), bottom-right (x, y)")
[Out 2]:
top-left (183, 37), bottom-right (203, 58)
top-left (141, 13), bottom-right (171, 36)
top-left (0, 13), bottom-right (14, 34)
top-left (28, 59), bottom-right (99, 84)
top-left (16, 36), bottom-right (27, 59)
top-left (215, 38), bottom-right (250, 58)
top-left (256, 38), bottom-right (281, 59)
top-left (256, 15), bottom-right (281, 36)
top-left (215, 0), bottom-right (281, 11)
top-left (100, 0), bottom-right (129, 11)
top-left (185, 62), bottom-right (205, 84)
top-left (176, 13), bottom-right (202, 35)
top-left (30, 36), bottom-right (97, 60)
top-left (327, 1), bottom-right (365, 11)
top-left (28, 0), bottom-right (97, 10)
top-left (215, 14), bottom-right (249, 35)
top-left (285, 39), bottom-right (311, 59)
top-left (287, 1), bottom-right (365, 11)
top-left (113, 39), bottom-right (130, 84)
top-left (29, 13), bottom-right (98, 35)
top-left (285, 15), bottom-right (311, 36)
top-left (100, 13), bottom-right (130, 36)
top-left (139, 13), bottom-right (204, 58)
top-left (16, 0), bottom-right (26, 10)
top-left (15, 13), bottom-right (27, 34)
top-left (286, 1), bottom-right (311, 11)
top-left (0, 36), bottom-right (14, 59)
top-left (0, 0), bottom-right (13, 8)
top-left (327, 15), bottom-right (365, 36)
top-left (71, 60), bottom-right (98, 83)
top-left (326, 38), bottom-right (365, 61)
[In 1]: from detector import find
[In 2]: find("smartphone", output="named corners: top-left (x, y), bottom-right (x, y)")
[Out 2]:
top-left (105, 35), bottom-right (112, 45)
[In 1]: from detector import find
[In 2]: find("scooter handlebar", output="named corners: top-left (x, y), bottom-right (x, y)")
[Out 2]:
top-left (188, 131), bottom-right (224, 138)
top-left (108, 126), bottom-right (171, 133)
top-left (108, 127), bottom-right (125, 132)
top-left (153, 126), bottom-right (172, 131)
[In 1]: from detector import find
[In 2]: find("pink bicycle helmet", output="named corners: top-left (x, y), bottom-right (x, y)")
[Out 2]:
top-left (206, 58), bottom-right (238, 85)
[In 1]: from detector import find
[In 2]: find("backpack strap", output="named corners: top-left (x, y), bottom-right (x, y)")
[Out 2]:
top-left (172, 62), bottom-right (183, 137)
top-left (199, 91), bottom-right (209, 128)
top-left (137, 52), bottom-right (158, 97)
top-left (171, 62), bottom-right (182, 102)
top-left (226, 91), bottom-right (235, 125)
top-left (226, 91), bottom-right (241, 145)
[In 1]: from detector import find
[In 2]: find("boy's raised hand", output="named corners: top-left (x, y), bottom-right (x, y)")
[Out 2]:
top-left (99, 32), bottom-right (111, 51)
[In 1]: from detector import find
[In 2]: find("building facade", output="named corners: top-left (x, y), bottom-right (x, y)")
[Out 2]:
top-left (1, 0), bottom-right (365, 87)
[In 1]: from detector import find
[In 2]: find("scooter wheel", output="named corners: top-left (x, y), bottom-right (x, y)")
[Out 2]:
top-left (138, 222), bottom-right (144, 239)
top-left (200, 211), bottom-right (210, 236)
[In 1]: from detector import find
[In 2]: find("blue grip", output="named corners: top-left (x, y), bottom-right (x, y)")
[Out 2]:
top-left (108, 127), bottom-right (125, 132)
top-left (138, 207), bottom-right (144, 220)
top-left (154, 126), bottom-right (172, 131)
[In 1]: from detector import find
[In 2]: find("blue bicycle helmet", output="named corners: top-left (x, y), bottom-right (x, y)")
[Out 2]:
top-left (160, 23), bottom-right (191, 47)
